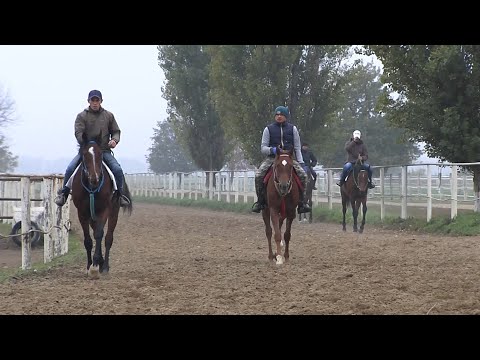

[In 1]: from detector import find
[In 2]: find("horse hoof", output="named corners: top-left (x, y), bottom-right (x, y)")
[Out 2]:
top-left (87, 265), bottom-right (100, 279)
top-left (275, 254), bottom-right (284, 265)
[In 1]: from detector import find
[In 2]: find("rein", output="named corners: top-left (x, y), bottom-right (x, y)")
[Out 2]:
top-left (81, 142), bottom-right (105, 221)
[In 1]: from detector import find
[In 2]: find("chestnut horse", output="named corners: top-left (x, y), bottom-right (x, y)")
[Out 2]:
top-left (340, 156), bottom-right (368, 233)
top-left (262, 147), bottom-right (301, 265)
top-left (71, 133), bottom-right (133, 278)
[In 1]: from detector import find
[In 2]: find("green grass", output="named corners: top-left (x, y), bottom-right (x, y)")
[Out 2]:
top-left (0, 223), bottom-right (84, 284)
top-left (132, 195), bottom-right (480, 237)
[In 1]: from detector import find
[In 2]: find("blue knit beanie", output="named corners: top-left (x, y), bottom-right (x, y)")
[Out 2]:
top-left (274, 106), bottom-right (289, 118)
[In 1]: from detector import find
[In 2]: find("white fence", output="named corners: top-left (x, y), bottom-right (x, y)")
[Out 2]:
top-left (0, 174), bottom-right (70, 270)
top-left (125, 162), bottom-right (480, 222)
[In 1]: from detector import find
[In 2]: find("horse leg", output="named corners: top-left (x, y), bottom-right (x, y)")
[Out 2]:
top-left (79, 215), bottom-right (93, 272)
top-left (103, 211), bottom-right (119, 274)
top-left (351, 199), bottom-right (358, 232)
top-left (270, 211), bottom-right (283, 264)
top-left (359, 200), bottom-right (367, 234)
top-left (283, 217), bottom-right (293, 262)
top-left (342, 197), bottom-right (347, 232)
top-left (87, 220), bottom-right (105, 279)
top-left (262, 209), bottom-right (274, 261)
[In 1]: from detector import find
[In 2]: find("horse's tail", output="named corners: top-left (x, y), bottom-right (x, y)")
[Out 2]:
top-left (122, 175), bottom-right (133, 216)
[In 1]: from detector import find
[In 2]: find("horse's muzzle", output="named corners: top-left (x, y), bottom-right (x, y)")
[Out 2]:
top-left (277, 180), bottom-right (291, 197)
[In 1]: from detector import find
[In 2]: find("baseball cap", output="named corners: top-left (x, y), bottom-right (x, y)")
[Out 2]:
top-left (88, 90), bottom-right (103, 101)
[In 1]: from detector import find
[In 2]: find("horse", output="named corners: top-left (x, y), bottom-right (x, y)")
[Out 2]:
top-left (298, 166), bottom-right (314, 224)
top-left (71, 133), bottom-right (133, 279)
top-left (261, 147), bottom-right (301, 265)
top-left (340, 156), bottom-right (368, 233)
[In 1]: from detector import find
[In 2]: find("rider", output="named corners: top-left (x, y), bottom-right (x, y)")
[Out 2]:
top-left (336, 129), bottom-right (375, 189)
top-left (251, 105), bottom-right (312, 214)
top-left (301, 142), bottom-right (318, 190)
top-left (54, 89), bottom-right (131, 207)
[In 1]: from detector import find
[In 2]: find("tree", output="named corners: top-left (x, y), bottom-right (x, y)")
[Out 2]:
top-left (365, 45), bottom-right (480, 210)
top-left (147, 120), bottom-right (198, 173)
top-left (207, 45), bottom-right (351, 166)
top-left (157, 45), bottom-right (229, 179)
top-left (0, 85), bottom-right (18, 172)
top-left (318, 61), bottom-right (421, 171)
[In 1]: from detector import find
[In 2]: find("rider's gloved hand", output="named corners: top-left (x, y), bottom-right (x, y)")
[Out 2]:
top-left (271, 147), bottom-right (277, 155)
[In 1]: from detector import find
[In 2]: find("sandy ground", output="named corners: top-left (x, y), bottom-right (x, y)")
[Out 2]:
top-left (0, 202), bottom-right (480, 315)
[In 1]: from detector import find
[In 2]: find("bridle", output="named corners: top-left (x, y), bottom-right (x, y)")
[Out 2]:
top-left (273, 154), bottom-right (293, 197)
top-left (80, 140), bottom-right (105, 220)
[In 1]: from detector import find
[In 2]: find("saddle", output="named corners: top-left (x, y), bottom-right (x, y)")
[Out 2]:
top-left (66, 162), bottom-right (118, 191)
top-left (263, 166), bottom-right (304, 191)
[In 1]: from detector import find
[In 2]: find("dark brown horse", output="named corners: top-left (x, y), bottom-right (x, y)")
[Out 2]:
top-left (71, 133), bottom-right (133, 278)
top-left (340, 156), bottom-right (368, 233)
top-left (298, 166), bottom-right (314, 224)
top-left (262, 147), bottom-right (301, 264)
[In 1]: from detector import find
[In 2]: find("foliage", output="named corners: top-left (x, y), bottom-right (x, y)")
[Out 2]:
top-left (207, 45), bottom-right (351, 166)
top-left (319, 61), bottom-right (421, 170)
top-left (0, 135), bottom-right (18, 172)
top-left (0, 85), bottom-right (18, 172)
top-left (365, 45), bottom-right (480, 169)
top-left (157, 45), bottom-right (229, 172)
top-left (147, 120), bottom-right (198, 173)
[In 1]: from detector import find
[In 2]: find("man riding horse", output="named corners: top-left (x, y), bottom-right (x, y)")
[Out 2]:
top-left (251, 105), bottom-right (312, 214)
top-left (336, 130), bottom-right (376, 189)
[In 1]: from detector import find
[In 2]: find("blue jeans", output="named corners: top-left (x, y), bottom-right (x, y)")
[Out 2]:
top-left (63, 154), bottom-right (81, 189)
top-left (63, 151), bottom-right (124, 191)
top-left (340, 162), bottom-right (372, 181)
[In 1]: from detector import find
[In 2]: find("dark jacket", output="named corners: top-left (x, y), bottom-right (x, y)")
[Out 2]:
top-left (267, 122), bottom-right (294, 152)
top-left (74, 107), bottom-right (121, 152)
top-left (345, 138), bottom-right (369, 163)
top-left (301, 149), bottom-right (317, 168)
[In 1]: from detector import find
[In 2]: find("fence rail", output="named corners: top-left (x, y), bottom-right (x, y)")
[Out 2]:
top-left (0, 173), bottom-right (70, 269)
top-left (125, 162), bottom-right (480, 222)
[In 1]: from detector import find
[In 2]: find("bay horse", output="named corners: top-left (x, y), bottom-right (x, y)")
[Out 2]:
top-left (298, 166), bottom-right (314, 224)
top-left (340, 156), bottom-right (368, 233)
top-left (262, 147), bottom-right (301, 265)
top-left (71, 133), bottom-right (133, 279)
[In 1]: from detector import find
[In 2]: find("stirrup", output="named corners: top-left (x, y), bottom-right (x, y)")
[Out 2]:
top-left (336, 180), bottom-right (344, 187)
top-left (368, 182), bottom-right (376, 189)
top-left (297, 204), bottom-right (311, 214)
top-left (54, 194), bottom-right (67, 207)
top-left (251, 201), bottom-right (265, 213)
top-left (119, 194), bottom-right (131, 206)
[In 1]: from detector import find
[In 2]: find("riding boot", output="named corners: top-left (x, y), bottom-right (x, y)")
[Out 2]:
top-left (54, 187), bottom-right (70, 207)
top-left (297, 189), bottom-right (312, 214)
top-left (368, 177), bottom-right (376, 189)
top-left (336, 168), bottom-right (347, 187)
top-left (312, 178), bottom-right (317, 190)
top-left (251, 177), bottom-right (266, 213)
top-left (117, 188), bottom-right (131, 207)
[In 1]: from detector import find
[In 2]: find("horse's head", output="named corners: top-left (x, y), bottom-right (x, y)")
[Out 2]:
top-left (81, 132), bottom-right (104, 189)
top-left (273, 147), bottom-right (294, 197)
top-left (353, 158), bottom-right (368, 194)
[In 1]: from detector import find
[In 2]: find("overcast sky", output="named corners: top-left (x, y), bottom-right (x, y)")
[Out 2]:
top-left (0, 45), bottom-right (167, 172)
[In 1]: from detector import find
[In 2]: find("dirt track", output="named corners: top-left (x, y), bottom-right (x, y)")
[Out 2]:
top-left (1, 202), bottom-right (480, 315)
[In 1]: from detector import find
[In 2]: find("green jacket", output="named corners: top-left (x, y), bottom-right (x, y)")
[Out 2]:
top-left (74, 106), bottom-right (121, 151)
